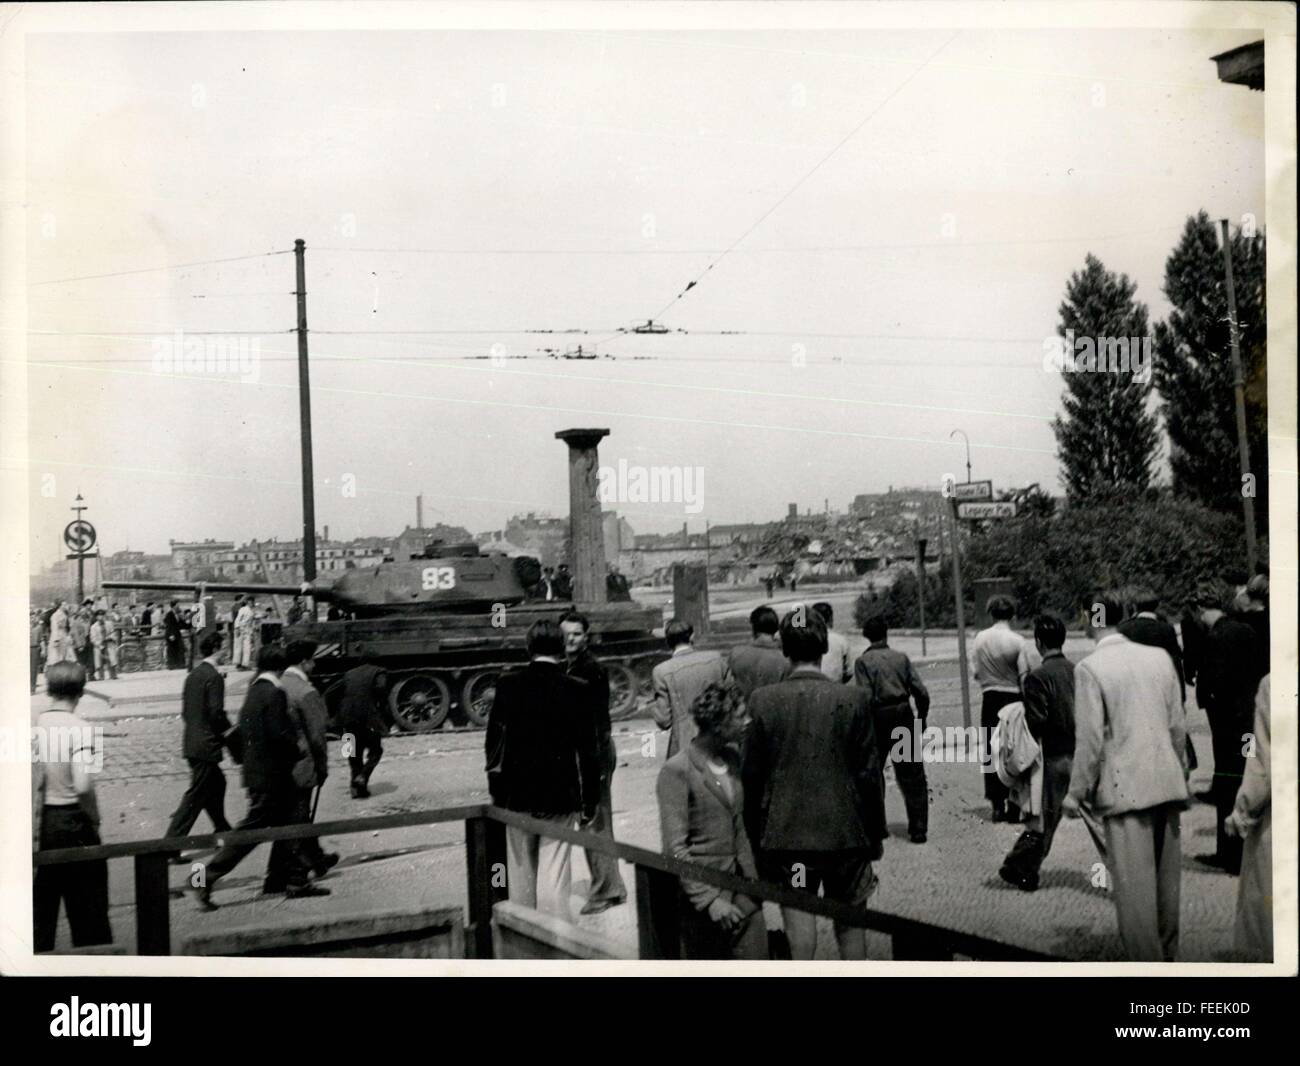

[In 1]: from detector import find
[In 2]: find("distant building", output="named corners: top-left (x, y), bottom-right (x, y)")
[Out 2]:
top-left (503, 513), bottom-right (568, 568)
top-left (169, 539), bottom-right (234, 580)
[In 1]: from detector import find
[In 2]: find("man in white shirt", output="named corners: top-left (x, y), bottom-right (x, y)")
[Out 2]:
top-left (814, 602), bottom-right (852, 683)
top-left (234, 598), bottom-right (254, 670)
top-left (971, 595), bottom-right (1032, 822)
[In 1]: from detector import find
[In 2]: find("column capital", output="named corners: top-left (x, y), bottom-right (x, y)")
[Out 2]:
top-left (555, 427), bottom-right (610, 450)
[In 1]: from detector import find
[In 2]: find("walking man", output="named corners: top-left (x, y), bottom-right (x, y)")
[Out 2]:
top-left (339, 649), bottom-right (389, 798)
top-left (814, 602), bottom-right (852, 683)
top-left (561, 610), bottom-right (627, 915)
top-left (1064, 593), bottom-right (1189, 961)
top-left (163, 600), bottom-right (186, 669)
top-left (281, 640), bottom-right (339, 879)
top-left (485, 620), bottom-right (600, 921)
top-left (855, 616), bottom-right (931, 844)
top-left (233, 596), bottom-right (254, 669)
top-left (46, 600), bottom-right (71, 666)
top-left (164, 630), bottom-right (239, 855)
top-left (191, 644), bottom-right (329, 909)
top-left (744, 609), bottom-right (886, 960)
top-left (999, 615), bottom-right (1076, 891)
top-left (651, 620), bottom-right (728, 759)
top-left (972, 595), bottom-right (1031, 822)
top-left (725, 606), bottom-right (788, 698)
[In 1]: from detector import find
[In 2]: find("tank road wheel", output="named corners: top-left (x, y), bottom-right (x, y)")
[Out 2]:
top-left (461, 670), bottom-right (499, 728)
top-left (388, 674), bottom-right (451, 733)
top-left (606, 662), bottom-right (639, 722)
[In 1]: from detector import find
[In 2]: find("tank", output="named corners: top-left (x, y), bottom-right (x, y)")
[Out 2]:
top-left (104, 547), bottom-right (667, 733)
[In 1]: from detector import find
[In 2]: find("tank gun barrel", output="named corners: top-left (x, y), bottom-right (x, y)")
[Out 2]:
top-left (101, 579), bottom-right (331, 599)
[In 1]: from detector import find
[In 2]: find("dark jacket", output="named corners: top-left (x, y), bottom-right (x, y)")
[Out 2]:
top-left (725, 636), bottom-right (789, 698)
top-left (180, 660), bottom-right (233, 763)
top-left (237, 677), bottom-right (301, 793)
top-left (1119, 615), bottom-right (1185, 703)
top-left (340, 663), bottom-right (388, 734)
top-left (1200, 616), bottom-right (1263, 727)
top-left (567, 651), bottom-right (611, 741)
top-left (163, 607), bottom-right (184, 643)
top-left (485, 660), bottom-right (599, 818)
top-left (1179, 609), bottom-right (1208, 690)
top-left (1021, 650), bottom-right (1076, 759)
top-left (854, 642), bottom-right (930, 716)
top-left (743, 666), bottom-right (886, 854)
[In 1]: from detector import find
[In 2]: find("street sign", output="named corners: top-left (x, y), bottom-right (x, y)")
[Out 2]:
top-left (953, 480), bottom-right (993, 501)
top-left (63, 519), bottom-right (97, 553)
top-left (957, 501), bottom-right (1017, 520)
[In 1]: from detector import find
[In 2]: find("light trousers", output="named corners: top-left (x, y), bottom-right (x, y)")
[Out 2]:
top-left (506, 813), bottom-right (577, 922)
top-left (1104, 803), bottom-right (1182, 962)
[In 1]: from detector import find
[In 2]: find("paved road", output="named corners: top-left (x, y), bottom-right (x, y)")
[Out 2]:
top-left (41, 660), bottom-right (1244, 962)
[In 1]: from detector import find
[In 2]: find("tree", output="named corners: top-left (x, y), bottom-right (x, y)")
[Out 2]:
top-left (1151, 212), bottom-right (1267, 526)
top-left (1051, 254), bottom-right (1161, 502)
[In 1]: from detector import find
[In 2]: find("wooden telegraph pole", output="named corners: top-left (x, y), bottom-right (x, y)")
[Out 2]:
top-left (1219, 219), bottom-right (1258, 573)
top-left (295, 239), bottom-right (317, 583)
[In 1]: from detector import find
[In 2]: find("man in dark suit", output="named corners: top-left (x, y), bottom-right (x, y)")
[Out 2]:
top-left (1197, 593), bottom-right (1263, 875)
top-left (485, 619), bottom-right (599, 922)
top-left (164, 630), bottom-right (238, 859)
top-left (191, 643), bottom-right (329, 909)
top-left (561, 610), bottom-right (627, 915)
top-left (999, 614), bottom-right (1076, 891)
top-left (743, 608), bottom-right (886, 960)
top-left (725, 606), bottom-right (788, 698)
top-left (163, 600), bottom-right (187, 669)
top-left (339, 650), bottom-right (389, 799)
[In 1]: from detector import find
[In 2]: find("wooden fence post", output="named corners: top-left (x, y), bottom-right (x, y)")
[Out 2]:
top-left (133, 853), bottom-right (171, 956)
top-left (634, 864), bottom-right (682, 960)
top-left (465, 816), bottom-right (508, 958)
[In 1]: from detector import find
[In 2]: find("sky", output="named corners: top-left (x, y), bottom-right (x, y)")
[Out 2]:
top-left (20, 23), bottom-right (1266, 567)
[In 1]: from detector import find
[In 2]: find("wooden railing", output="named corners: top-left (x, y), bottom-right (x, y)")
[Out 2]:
top-left (33, 806), bottom-right (1059, 961)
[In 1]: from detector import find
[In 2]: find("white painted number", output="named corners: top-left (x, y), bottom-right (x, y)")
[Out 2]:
top-left (421, 566), bottom-right (456, 590)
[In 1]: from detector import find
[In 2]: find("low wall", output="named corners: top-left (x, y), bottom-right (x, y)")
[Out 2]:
top-left (181, 904), bottom-right (465, 959)
top-left (491, 900), bottom-right (630, 960)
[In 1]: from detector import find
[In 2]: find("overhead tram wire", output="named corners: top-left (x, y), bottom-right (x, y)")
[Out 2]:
top-left (646, 30), bottom-right (962, 321)
top-left (28, 248), bottom-right (293, 287)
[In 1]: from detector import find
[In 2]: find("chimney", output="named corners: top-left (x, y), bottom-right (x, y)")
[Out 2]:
top-left (323, 525), bottom-right (329, 543)
top-left (416, 494), bottom-right (424, 530)
top-left (788, 503), bottom-right (797, 520)
top-left (682, 521), bottom-right (689, 543)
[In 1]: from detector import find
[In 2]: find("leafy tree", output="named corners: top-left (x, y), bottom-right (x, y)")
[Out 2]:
top-left (1151, 212), bottom-right (1267, 526)
top-left (1051, 254), bottom-right (1161, 502)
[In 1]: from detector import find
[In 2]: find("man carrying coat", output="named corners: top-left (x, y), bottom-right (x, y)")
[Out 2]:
top-left (281, 640), bottom-right (339, 879)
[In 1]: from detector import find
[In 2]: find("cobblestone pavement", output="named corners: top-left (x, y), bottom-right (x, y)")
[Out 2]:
top-left (43, 661), bottom-right (1244, 962)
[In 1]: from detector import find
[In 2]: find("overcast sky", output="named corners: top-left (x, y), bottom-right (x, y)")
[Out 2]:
top-left (22, 24), bottom-right (1264, 565)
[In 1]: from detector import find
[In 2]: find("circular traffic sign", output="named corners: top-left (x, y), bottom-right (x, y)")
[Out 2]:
top-left (63, 520), bottom-right (97, 553)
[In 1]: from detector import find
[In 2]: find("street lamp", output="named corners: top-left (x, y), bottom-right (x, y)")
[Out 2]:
top-left (949, 429), bottom-right (972, 484)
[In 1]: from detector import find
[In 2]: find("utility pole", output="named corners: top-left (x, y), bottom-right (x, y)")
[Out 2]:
top-left (1219, 219), bottom-right (1258, 573)
top-left (948, 496), bottom-right (971, 730)
top-left (295, 238), bottom-right (317, 582)
top-left (915, 524), bottom-right (928, 657)
top-left (71, 494), bottom-right (88, 602)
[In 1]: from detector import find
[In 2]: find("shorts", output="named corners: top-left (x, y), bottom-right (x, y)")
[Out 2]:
top-left (761, 849), bottom-right (878, 909)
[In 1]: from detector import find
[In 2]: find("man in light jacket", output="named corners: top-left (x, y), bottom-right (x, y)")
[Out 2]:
top-left (651, 620), bottom-right (727, 759)
top-left (1064, 593), bottom-right (1189, 962)
top-left (281, 639), bottom-right (339, 879)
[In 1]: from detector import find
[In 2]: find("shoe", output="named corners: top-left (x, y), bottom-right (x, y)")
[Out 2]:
top-left (188, 885), bottom-right (218, 912)
top-left (1194, 854), bottom-right (1227, 871)
top-left (1193, 790), bottom-right (1216, 805)
top-left (991, 806), bottom-right (1006, 823)
top-left (284, 884), bottom-right (331, 899)
top-left (909, 833), bottom-right (927, 844)
top-left (312, 853), bottom-right (340, 878)
top-left (998, 866), bottom-right (1038, 892)
top-left (262, 882), bottom-right (288, 895)
top-left (579, 896), bottom-right (626, 916)
top-left (1006, 804), bottom-right (1022, 824)
top-left (351, 784), bottom-right (370, 799)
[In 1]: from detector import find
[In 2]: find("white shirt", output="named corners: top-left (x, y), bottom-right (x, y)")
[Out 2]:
top-left (973, 621), bottom-right (1030, 694)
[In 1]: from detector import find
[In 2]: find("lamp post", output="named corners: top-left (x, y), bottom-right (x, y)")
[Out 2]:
top-left (949, 428), bottom-right (972, 484)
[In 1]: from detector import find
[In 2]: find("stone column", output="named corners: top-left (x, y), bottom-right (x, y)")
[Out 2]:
top-left (555, 428), bottom-right (610, 603)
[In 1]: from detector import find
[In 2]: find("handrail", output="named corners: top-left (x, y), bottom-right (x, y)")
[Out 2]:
top-left (34, 802), bottom-right (1058, 961)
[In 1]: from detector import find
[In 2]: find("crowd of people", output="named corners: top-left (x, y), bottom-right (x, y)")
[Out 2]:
top-left (31, 572), bottom-right (1272, 962)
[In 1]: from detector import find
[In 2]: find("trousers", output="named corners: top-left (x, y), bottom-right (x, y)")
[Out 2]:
top-left (980, 690), bottom-right (1020, 805)
top-left (164, 759), bottom-right (231, 839)
top-left (1104, 803), bottom-right (1182, 962)
top-left (874, 702), bottom-right (928, 836)
top-left (1207, 701), bottom-right (1246, 872)
top-left (34, 806), bottom-right (113, 952)
top-left (1000, 753), bottom-right (1072, 883)
top-left (506, 813), bottom-right (576, 922)
top-left (679, 894), bottom-right (767, 960)
top-left (347, 728), bottom-right (383, 788)
top-left (292, 786), bottom-right (326, 867)
top-left (204, 787), bottom-right (309, 890)
top-left (583, 737), bottom-right (627, 903)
